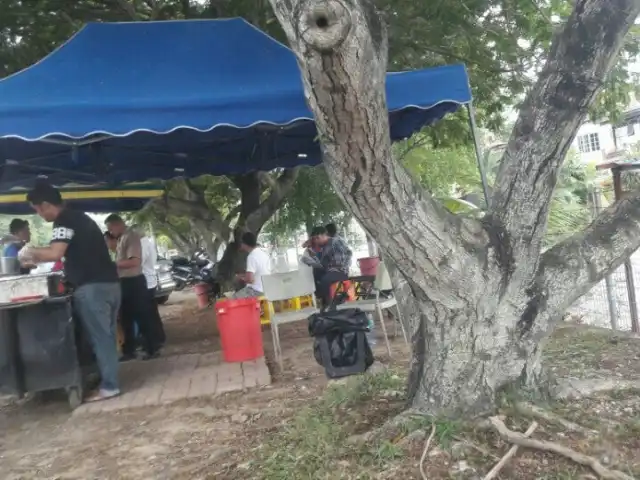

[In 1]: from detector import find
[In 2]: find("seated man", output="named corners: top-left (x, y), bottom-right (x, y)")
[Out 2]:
top-left (325, 223), bottom-right (338, 238)
top-left (234, 232), bottom-right (272, 298)
top-left (302, 226), bottom-right (352, 305)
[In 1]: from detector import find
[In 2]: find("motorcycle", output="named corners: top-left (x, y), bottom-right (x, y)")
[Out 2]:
top-left (171, 248), bottom-right (210, 290)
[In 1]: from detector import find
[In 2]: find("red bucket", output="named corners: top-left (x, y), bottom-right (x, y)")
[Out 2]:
top-left (194, 282), bottom-right (210, 309)
top-left (358, 257), bottom-right (380, 276)
top-left (215, 297), bottom-right (264, 363)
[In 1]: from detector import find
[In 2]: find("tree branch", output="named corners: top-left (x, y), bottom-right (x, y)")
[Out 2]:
top-left (225, 205), bottom-right (242, 225)
top-left (490, 0), bottom-right (640, 269)
top-left (115, 0), bottom-right (139, 19)
top-left (154, 195), bottom-right (233, 243)
top-left (540, 192), bottom-right (640, 317)
top-left (245, 167), bottom-right (300, 232)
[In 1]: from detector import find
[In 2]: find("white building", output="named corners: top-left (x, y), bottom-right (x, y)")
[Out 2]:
top-left (573, 99), bottom-right (640, 165)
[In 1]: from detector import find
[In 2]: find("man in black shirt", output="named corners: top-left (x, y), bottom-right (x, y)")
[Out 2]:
top-left (21, 182), bottom-right (122, 402)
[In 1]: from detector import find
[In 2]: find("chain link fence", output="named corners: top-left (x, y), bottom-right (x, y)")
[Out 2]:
top-left (567, 183), bottom-right (640, 332)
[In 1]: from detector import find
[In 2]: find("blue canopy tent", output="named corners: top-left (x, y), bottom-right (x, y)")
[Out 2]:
top-left (0, 18), bottom-right (489, 214)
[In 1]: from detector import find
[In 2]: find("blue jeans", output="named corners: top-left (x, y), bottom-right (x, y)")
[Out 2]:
top-left (73, 282), bottom-right (121, 391)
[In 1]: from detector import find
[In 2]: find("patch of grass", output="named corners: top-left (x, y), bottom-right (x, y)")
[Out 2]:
top-left (323, 370), bottom-right (406, 407)
top-left (606, 388), bottom-right (640, 401)
top-left (545, 327), bottom-right (611, 369)
top-left (253, 371), bottom-right (408, 480)
top-left (401, 414), bottom-right (460, 449)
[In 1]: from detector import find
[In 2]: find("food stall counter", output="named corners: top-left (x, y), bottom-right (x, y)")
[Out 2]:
top-left (0, 273), bottom-right (97, 409)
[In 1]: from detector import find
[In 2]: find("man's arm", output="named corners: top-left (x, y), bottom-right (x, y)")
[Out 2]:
top-left (29, 242), bottom-right (68, 263)
top-left (28, 225), bottom-right (73, 263)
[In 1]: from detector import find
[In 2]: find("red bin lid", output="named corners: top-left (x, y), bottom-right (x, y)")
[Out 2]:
top-left (215, 297), bottom-right (259, 309)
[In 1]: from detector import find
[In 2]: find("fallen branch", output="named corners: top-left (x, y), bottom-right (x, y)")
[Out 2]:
top-left (419, 423), bottom-right (437, 480)
top-left (483, 421), bottom-right (538, 480)
top-left (514, 402), bottom-right (597, 436)
top-left (488, 416), bottom-right (634, 480)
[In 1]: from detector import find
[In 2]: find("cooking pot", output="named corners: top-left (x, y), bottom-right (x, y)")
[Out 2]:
top-left (0, 257), bottom-right (20, 275)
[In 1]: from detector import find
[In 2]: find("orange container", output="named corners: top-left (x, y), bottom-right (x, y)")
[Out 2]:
top-left (215, 298), bottom-right (264, 362)
top-left (357, 257), bottom-right (380, 276)
top-left (194, 283), bottom-right (210, 309)
top-left (330, 280), bottom-right (356, 302)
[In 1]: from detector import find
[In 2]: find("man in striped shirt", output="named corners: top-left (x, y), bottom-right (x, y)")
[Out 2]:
top-left (302, 226), bottom-right (352, 305)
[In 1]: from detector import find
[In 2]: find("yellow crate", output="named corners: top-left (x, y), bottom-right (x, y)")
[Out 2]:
top-left (273, 297), bottom-right (302, 312)
top-left (260, 295), bottom-right (315, 325)
top-left (298, 294), bottom-right (314, 308)
top-left (259, 297), bottom-right (272, 325)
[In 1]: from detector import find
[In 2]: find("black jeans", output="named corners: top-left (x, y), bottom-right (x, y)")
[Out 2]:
top-left (147, 287), bottom-right (166, 345)
top-left (316, 269), bottom-right (349, 306)
top-left (120, 275), bottom-right (158, 356)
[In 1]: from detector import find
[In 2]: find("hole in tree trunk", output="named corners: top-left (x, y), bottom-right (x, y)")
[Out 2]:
top-left (315, 16), bottom-right (329, 28)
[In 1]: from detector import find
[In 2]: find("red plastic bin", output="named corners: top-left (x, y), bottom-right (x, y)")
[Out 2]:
top-left (357, 257), bottom-right (380, 276)
top-left (215, 297), bottom-right (264, 363)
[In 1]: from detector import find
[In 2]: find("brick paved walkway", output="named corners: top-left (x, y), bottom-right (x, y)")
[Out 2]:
top-left (74, 353), bottom-right (270, 414)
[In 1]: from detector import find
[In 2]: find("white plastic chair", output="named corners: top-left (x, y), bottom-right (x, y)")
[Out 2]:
top-left (261, 265), bottom-right (319, 368)
top-left (336, 262), bottom-right (408, 356)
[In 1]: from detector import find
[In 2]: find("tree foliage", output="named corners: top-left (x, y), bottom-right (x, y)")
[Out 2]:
top-left (262, 166), bottom-right (350, 245)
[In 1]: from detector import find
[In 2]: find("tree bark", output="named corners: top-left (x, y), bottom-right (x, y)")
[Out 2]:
top-left (269, 0), bottom-right (640, 416)
top-left (215, 169), bottom-right (300, 285)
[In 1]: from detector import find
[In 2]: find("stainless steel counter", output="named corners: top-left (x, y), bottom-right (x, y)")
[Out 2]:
top-left (0, 272), bottom-right (62, 304)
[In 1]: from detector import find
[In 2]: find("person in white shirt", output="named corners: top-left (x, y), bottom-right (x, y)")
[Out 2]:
top-left (140, 233), bottom-right (158, 290)
top-left (140, 231), bottom-right (166, 346)
top-left (234, 232), bottom-right (271, 298)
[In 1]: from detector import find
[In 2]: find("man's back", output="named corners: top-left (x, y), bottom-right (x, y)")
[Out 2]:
top-left (246, 247), bottom-right (271, 292)
top-left (116, 229), bottom-right (143, 278)
top-left (321, 236), bottom-right (352, 274)
top-left (53, 209), bottom-right (118, 287)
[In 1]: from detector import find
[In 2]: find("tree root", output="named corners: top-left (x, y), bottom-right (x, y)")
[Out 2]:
top-left (553, 378), bottom-right (640, 400)
top-left (514, 402), bottom-right (597, 436)
top-left (347, 408), bottom-right (424, 445)
top-left (483, 421), bottom-right (538, 480)
top-left (487, 416), bottom-right (634, 480)
top-left (419, 423), bottom-right (436, 480)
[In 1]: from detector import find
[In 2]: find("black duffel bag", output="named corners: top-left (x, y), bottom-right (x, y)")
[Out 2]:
top-left (308, 308), bottom-right (374, 378)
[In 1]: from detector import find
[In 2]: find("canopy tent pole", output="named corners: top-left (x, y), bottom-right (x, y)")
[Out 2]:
top-left (466, 102), bottom-right (491, 208)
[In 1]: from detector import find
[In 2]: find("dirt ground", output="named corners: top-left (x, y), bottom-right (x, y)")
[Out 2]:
top-left (1, 293), bottom-right (639, 479)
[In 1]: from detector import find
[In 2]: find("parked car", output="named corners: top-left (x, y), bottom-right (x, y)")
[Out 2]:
top-left (155, 257), bottom-right (176, 304)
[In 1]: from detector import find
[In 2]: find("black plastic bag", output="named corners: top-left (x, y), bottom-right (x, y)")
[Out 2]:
top-left (308, 308), bottom-right (374, 377)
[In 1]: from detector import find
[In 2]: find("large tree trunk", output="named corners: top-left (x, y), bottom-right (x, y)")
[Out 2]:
top-left (269, 0), bottom-right (640, 416)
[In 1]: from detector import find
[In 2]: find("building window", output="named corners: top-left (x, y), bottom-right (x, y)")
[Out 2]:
top-left (577, 133), bottom-right (600, 153)
top-left (627, 124), bottom-right (635, 136)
